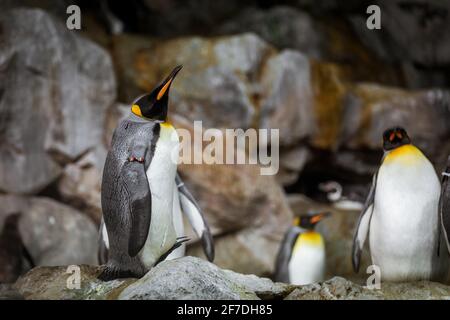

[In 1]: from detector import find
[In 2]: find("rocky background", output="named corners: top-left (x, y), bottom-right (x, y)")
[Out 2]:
top-left (0, 0), bottom-right (450, 299)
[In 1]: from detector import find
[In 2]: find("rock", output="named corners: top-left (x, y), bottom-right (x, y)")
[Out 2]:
top-left (118, 257), bottom-right (294, 300)
top-left (286, 276), bottom-right (450, 300)
top-left (219, 6), bottom-right (323, 58)
top-left (0, 8), bottom-right (116, 194)
top-left (18, 197), bottom-right (99, 266)
top-left (13, 258), bottom-right (450, 300)
top-left (0, 284), bottom-right (23, 300)
top-left (276, 147), bottom-right (311, 186)
top-left (288, 194), bottom-right (371, 280)
top-left (58, 151), bottom-right (105, 224)
top-left (350, 0), bottom-right (450, 67)
top-left (259, 50), bottom-right (315, 146)
top-left (341, 84), bottom-right (450, 164)
top-left (181, 162), bottom-right (293, 276)
top-left (112, 33), bottom-right (270, 129)
top-left (14, 265), bottom-right (130, 300)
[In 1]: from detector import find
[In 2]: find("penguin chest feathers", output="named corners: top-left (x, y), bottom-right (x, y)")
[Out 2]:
top-left (140, 123), bottom-right (180, 267)
top-left (288, 232), bottom-right (325, 285)
top-left (370, 144), bottom-right (442, 280)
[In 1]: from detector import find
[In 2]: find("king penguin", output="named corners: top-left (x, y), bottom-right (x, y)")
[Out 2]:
top-left (98, 66), bottom-right (214, 280)
top-left (274, 212), bottom-right (330, 285)
top-left (352, 127), bottom-right (449, 282)
top-left (439, 155), bottom-right (450, 255)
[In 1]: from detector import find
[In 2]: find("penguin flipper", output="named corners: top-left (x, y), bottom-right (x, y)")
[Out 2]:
top-left (274, 226), bottom-right (302, 283)
top-left (352, 171), bottom-right (377, 273)
top-left (98, 218), bottom-right (109, 265)
top-left (440, 160), bottom-right (450, 254)
top-left (121, 160), bottom-right (152, 258)
top-left (176, 173), bottom-right (215, 262)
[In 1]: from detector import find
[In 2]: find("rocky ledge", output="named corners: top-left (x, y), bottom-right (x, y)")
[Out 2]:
top-left (6, 257), bottom-right (450, 300)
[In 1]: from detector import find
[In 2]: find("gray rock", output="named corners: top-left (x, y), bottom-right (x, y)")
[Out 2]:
top-left (219, 6), bottom-right (324, 58)
top-left (0, 8), bottom-right (116, 194)
top-left (286, 276), bottom-right (450, 300)
top-left (350, 0), bottom-right (450, 67)
top-left (14, 265), bottom-right (130, 300)
top-left (259, 50), bottom-right (315, 146)
top-left (113, 33), bottom-right (269, 129)
top-left (58, 151), bottom-right (105, 224)
top-left (18, 197), bottom-right (99, 266)
top-left (118, 257), bottom-right (294, 300)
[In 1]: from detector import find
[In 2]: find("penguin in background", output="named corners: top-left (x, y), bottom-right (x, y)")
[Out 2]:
top-left (98, 66), bottom-right (214, 280)
top-left (352, 127), bottom-right (449, 282)
top-left (274, 211), bottom-right (330, 285)
top-left (439, 155), bottom-right (450, 255)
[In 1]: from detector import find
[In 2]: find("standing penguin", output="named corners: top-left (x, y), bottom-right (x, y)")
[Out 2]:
top-left (439, 155), bottom-right (450, 254)
top-left (352, 127), bottom-right (449, 282)
top-left (98, 66), bottom-right (214, 280)
top-left (274, 212), bottom-right (330, 285)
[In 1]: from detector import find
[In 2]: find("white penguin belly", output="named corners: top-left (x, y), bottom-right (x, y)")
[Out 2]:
top-left (139, 124), bottom-right (179, 267)
top-left (370, 154), bottom-right (442, 281)
top-left (288, 234), bottom-right (325, 285)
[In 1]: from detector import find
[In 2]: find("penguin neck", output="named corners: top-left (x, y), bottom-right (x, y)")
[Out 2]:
top-left (128, 112), bottom-right (169, 124)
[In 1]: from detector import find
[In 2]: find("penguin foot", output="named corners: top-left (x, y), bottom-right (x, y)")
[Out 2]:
top-left (97, 265), bottom-right (141, 281)
top-left (154, 237), bottom-right (191, 266)
top-left (128, 156), bottom-right (144, 163)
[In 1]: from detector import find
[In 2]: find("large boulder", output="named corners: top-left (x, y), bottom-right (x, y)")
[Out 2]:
top-left (340, 84), bottom-right (450, 165)
top-left (219, 6), bottom-right (324, 58)
top-left (13, 258), bottom-right (450, 300)
top-left (286, 276), bottom-right (450, 300)
top-left (0, 195), bottom-right (98, 268)
top-left (112, 33), bottom-right (315, 147)
top-left (0, 8), bottom-right (116, 194)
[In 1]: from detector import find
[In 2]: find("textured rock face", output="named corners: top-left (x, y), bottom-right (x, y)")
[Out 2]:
top-left (0, 8), bottom-right (116, 194)
top-left (286, 276), bottom-right (450, 300)
top-left (219, 6), bottom-right (324, 59)
top-left (0, 195), bottom-right (98, 268)
top-left (13, 258), bottom-right (450, 300)
top-left (119, 257), bottom-right (293, 300)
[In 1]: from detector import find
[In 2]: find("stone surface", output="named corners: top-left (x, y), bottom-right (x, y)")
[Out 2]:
top-left (12, 258), bottom-right (450, 300)
top-left (341, 84), bottom-right (450, 164)
top-left (119, 257), bottom-right (294, 300)
top-left (14, 265), bottom-right (130, 300)
top-left (219, 6), bottom-right (323, 58)
top-left (0, 8), bottom-right (116, 194)
top-left (286, 276), bottom-right (450, 300)
top-left (112, 33), bottom-right (269, 129)
top-left (58, 151), bottom-right (105, 224)
top-left (259, 50), bottom-right (315, 146)
top-left (18, 197), bottom-right (98, 266)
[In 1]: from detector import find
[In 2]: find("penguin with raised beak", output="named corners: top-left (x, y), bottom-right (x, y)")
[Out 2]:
top-left (98, 66), bottom-right (214, 280)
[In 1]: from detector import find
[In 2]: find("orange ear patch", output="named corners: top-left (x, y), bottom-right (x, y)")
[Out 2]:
top-left (389, 132), bottom-right (395, 142)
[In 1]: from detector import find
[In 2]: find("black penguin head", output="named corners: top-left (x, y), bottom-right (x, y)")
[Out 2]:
top-left (382, 127), bottom-right (411, 151)
top-left (131, 65), bottom-right (182, 121)
top-left (294, 212), bottom-right (331, 230)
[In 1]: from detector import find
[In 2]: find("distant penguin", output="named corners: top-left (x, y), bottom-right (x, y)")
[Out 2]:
top-left (274, 212), bottom-right (330, 285)
top-left (98, 66), bottom-right (214, 280)
top-left (0, 213), bottom-right (33, 284)
top-left (318, 181), bottom-right (363, 211)
top-left (352, 127), bottom-right (449, 282)
top-left (439, 155), bottom-right (450, 254)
